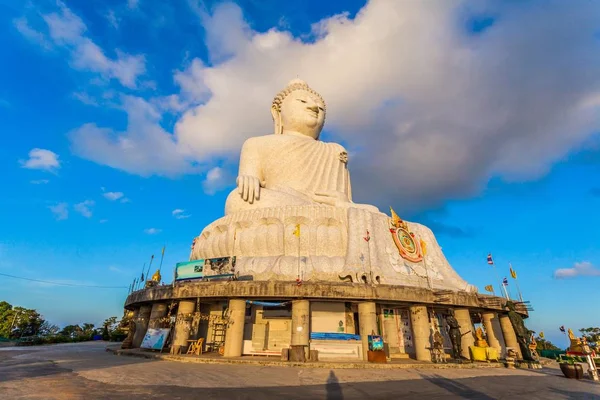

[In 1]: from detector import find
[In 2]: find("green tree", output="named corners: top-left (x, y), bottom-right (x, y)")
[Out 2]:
top-left (60, 324), bottom-right (83, 338)
top-left (82, 323), bottom-right (95, 337)
top-left (103, 316), bottom-right (118, 332)
top-left (9, 307), bottom-right (45, 338)
top-left (580, 327), bottom-right (600, 347)
top-left (535, 336), bottom-right (560, 350)
top-left (39, 321), bottom-right (60, 336)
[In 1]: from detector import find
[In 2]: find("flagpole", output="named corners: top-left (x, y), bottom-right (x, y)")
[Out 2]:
top-left (159, 246), bottom-right (166, 273)
top-left (509, 263), bottom-right (524, 302)
top-left (145, 255), bottom-right (154, 286)
top-left (501, 280), bottom-right (510, 300)
top-left (489, 254), bottom-right (503, 297)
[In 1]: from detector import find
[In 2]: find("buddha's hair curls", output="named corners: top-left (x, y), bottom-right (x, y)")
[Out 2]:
top-left (271, 80), bottom-right (326, 115)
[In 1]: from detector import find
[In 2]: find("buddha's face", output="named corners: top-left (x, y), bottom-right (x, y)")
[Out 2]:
top-left (279, 89), bottom-right (325, 139)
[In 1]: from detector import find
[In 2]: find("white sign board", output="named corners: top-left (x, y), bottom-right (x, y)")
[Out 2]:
top-left (141, 328), bottom-right (170, 351)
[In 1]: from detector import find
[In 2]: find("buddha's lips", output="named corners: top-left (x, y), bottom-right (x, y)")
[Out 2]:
top-left (306, 110), bottom-right (319, 118)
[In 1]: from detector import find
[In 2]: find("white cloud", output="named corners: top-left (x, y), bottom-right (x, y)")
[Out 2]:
top-left (128, 0), bottom-right (140, 9)
top-left (13, 17), bottom-right (53, 50)
top-left (74, 200), bottom-right (94, 218)
top-left (144, 228), bottom-right (161, 235)
top-left (15, 2), bottom-right (145, 89)
top-left (69, 96), bottom-right (193, 176)
top-left (72, 91), bottom-right (99, 106)
top-left (48, 202), bottom-right (68, 220)
top-left (554, 261), bottom-right (600, 279)
top-left (202, 166), bottom-right (231, 195)
top-left (106, 10), bottom-right (120, 29)
top-left (20, 148), bottom-right (60, 172)
top-left (68, 1), bottom-right (600, 211)
top-left (30, 179), bottom-right (50, 185)
top-left (172, 208), bottom-right (191, 219)
top-left (103, 191), bottom-right (124, 201)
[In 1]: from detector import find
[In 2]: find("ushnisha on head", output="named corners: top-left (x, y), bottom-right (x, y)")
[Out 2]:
top-left (271, 79), bottom-right (326, 140)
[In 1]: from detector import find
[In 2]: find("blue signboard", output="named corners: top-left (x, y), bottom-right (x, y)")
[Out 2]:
top-left (174, 260), bottom-right (204, 281)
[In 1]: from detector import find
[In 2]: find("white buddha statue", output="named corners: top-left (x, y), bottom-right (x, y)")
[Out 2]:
top-left (225, 79), bottom-right (378, 215)
top-left (191, 78), bottom-right (475, 293)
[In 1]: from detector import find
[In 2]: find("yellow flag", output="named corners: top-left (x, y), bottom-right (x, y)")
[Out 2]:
top-left (510, 266), bottom-right (517, 279)
top-left (293, 224), bottom-right (300, 237)
top-left (420, 239), bottom-right (427, 256)
top-left (484, 285), bottom-right (494, 292)
top-left (539, 331), bottom-right (544, 339)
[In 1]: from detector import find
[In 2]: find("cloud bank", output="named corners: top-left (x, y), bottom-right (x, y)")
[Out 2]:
top-left (18, 1), bottom-right (600, 212)
top-left (554, 261), bottom-right (600, 279)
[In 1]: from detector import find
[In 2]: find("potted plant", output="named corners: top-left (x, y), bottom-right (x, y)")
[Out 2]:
top-left (557, 356), bottom-right (584, 379)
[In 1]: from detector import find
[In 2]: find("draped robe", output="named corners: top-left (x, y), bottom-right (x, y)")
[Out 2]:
top-left (225, 134), bottom-right (353, 214)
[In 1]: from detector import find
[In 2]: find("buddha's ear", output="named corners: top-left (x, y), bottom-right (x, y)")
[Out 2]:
top-left (271, 106), bottom-right (282, 135)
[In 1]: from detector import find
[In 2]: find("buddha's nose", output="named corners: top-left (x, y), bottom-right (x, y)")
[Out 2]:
top-left (307, 105), bottom-right (319, 113)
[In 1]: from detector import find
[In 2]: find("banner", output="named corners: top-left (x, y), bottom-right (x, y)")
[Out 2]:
top-left (141, 328), bottom-right (170, 351)
top-left (174, 260), bottom-right (205, 281)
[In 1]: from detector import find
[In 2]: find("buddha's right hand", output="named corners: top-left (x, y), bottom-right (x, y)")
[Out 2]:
top-left (236, 175), bottom-right (262, 203)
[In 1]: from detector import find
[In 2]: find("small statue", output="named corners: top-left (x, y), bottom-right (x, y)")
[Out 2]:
top-left (121, 318), bottom-right (136, 349)
top-left (152, 269), bottom-right (162, 283)
top-left (567, 328), bottom-right (587, 354)
top-left (506, 301), bottom-right (536, 361)
top-left (475, 327), bottom-right (489, 348)
top-left (445, 310), bottom-right (463, 362)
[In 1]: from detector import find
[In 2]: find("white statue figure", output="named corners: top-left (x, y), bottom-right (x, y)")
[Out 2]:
top-left (191, 79), bottom-right (475, 293)
top-left (225, 79), bottom-right (378, 215)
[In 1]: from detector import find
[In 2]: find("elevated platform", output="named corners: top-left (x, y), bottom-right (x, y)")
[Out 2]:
top-left (125, 280), bottom-right (527, 316)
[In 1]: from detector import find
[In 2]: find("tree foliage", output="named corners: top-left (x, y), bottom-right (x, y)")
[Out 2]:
top-left (0, 301), bottom-right (45, 338)
top-left (535, 336), bottom-right (560, 350)
top-left (580, 327), bottom-right (600, 347)
top-left (1, 300), bottom-right (120, 343)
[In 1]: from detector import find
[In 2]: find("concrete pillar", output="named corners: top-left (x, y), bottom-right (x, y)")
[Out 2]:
top-left (409, 305), bottom-right (431, 362)
top-left (499, 314), bottom-right (522, 359)
top-left (358, 302), bottom-right (378, 361)
top-left (291, 300), bottom-right (310, 346)
top-left (482, 312), bottom-right (502, 353)
top-left (491, 312), bottom-right (507, 356)
top-left (223, 299), bottom-right (246, 358)
top-left (132, 304), bottom-right (151, 348)
top-left (454, 309), bottom-right (475, 359)
top-left (148, 303), bottom-right (168, 329)
top-left (171, 300), bottom-right (196, 354)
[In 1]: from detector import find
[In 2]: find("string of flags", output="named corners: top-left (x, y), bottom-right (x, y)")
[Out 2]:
top-left (484, 253), bottom-right (524, 301)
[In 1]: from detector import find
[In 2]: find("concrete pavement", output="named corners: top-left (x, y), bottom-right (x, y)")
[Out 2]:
top-left (1, 342), bottom-right (599, 399)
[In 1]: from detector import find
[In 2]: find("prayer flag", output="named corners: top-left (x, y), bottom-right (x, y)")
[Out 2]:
top-left (510, 266), bottom-right (517, 279)
top-left (502, 277), bottom-right (508, 286)
top-left (293, 224), bottom-right (300, 237)
top-left (539, 331), bottom-right (545, 339)
top-left (560, 326), bottom-right (566, 333)
top-left (484, 285), bottom-right (494, 292)
top-left (487, 253), bottom-right (494, 265)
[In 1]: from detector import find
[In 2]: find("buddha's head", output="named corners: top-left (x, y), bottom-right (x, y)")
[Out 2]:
top-left (271, 79), bottom-right (326, 139)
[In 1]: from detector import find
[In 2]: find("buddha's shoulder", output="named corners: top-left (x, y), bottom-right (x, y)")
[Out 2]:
top-left (320, 140), bottom-right (346, 152)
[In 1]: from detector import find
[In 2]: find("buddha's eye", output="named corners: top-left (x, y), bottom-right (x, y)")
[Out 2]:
top-left (298, 99), bottom-right (307, 103)
top-left (318, 107), bottom-right (324, 111)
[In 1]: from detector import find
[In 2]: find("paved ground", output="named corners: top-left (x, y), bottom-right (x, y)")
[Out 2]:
top-left (1, 342), bottom-right (598, 399)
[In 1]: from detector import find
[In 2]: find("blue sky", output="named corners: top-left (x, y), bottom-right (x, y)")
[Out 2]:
top-left (1, 0), bottom-right (599, 347)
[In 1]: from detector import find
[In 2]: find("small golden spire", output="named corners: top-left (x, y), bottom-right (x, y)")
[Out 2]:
top-left (390, 206), bottom-right (402, 228)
